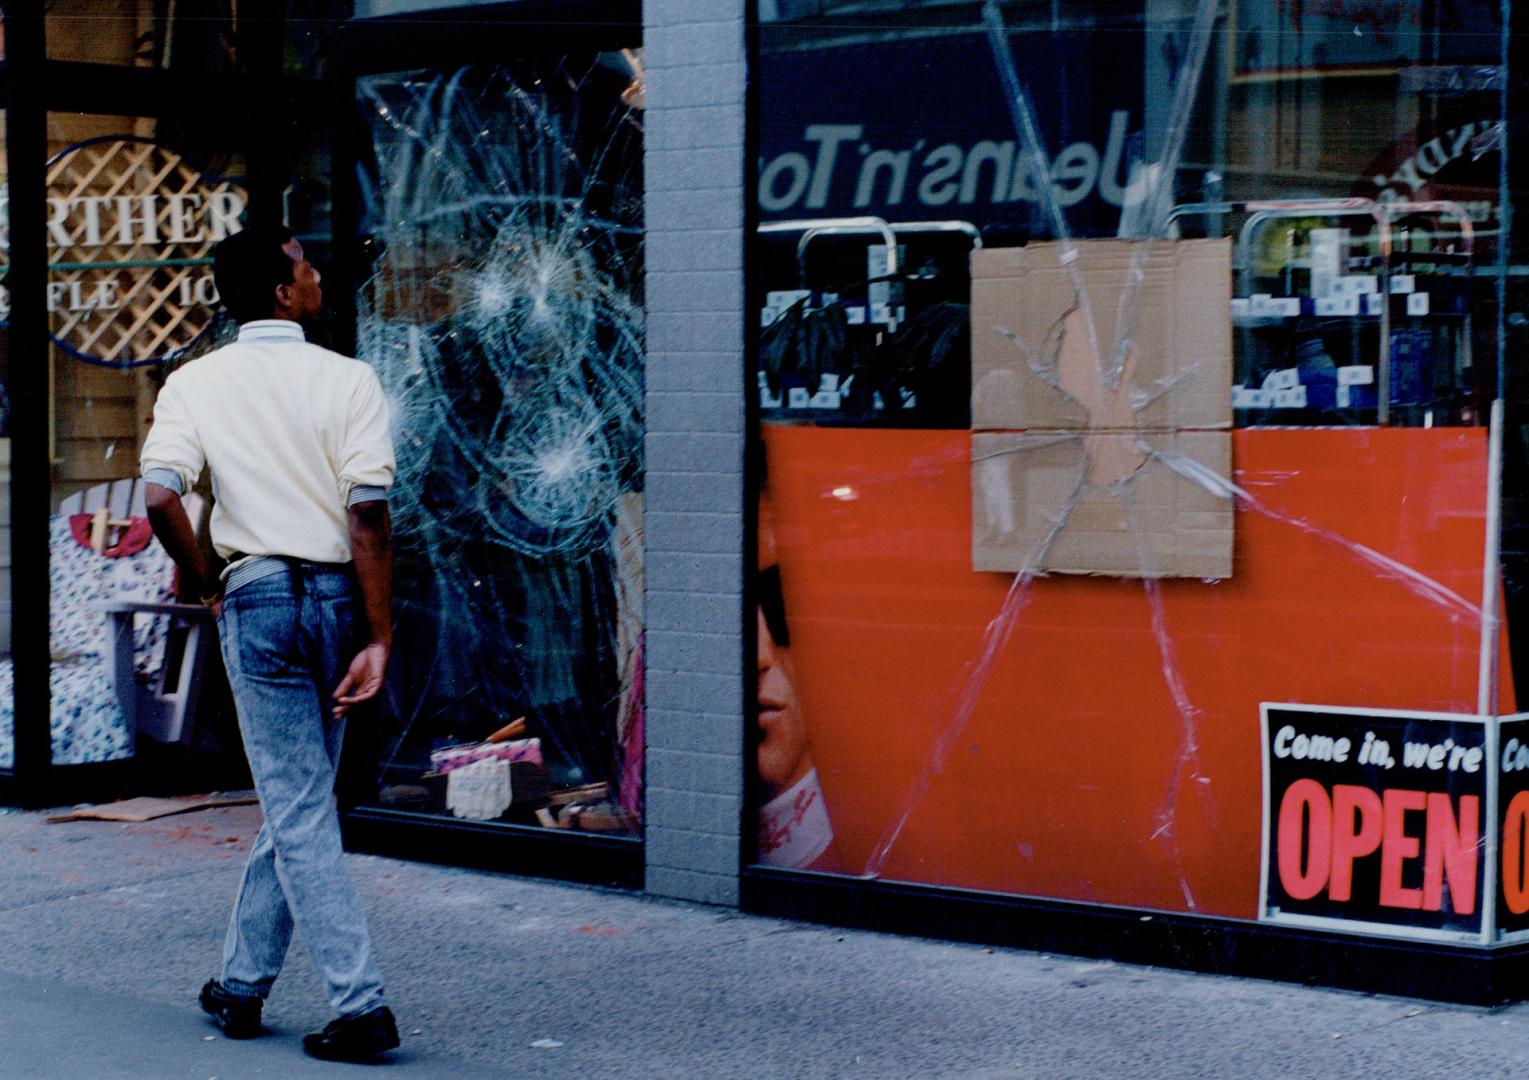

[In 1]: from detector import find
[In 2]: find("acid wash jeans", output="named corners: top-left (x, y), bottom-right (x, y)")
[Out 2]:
top-left (216, 563), bottom-right (386, 1018)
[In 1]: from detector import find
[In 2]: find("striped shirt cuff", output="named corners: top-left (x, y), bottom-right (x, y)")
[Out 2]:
top-left (347, 485), bottom-right (388, 507)
top-left (143, 468), bottom-right (185, 495)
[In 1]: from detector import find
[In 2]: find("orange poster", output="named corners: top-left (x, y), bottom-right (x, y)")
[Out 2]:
top-left (757, 425), bottom-right (1509, 919)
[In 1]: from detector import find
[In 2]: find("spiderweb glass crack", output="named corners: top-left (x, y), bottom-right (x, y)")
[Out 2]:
top-left (355, 61), bottom-right (645, 797)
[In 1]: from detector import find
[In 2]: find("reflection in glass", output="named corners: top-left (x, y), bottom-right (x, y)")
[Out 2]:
top-left (43, 2), bottom-right (337, 80)
top-left (38, 113), bottom-right (242, 766)
top-left (356, 58), bottom-right (645, 832)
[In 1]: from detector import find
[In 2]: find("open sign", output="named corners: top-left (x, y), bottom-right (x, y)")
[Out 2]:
top-left (1261, 704), bottom-right (1490, 944)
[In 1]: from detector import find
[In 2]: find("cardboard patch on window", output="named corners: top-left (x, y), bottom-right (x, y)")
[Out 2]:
top-left (970, 239), bottom-right (1233, 434)
top-left (972, 431), bottom-right (1232, 579)
top-left (969, 239), bottom-right (1234, 579)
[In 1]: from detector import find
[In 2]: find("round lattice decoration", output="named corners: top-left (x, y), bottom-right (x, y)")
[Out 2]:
top-left (41, 137), bottom-right (246, 367)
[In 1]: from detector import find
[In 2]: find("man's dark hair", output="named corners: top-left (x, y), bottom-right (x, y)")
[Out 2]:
top-left (213, 224), bottom-right (296, 324)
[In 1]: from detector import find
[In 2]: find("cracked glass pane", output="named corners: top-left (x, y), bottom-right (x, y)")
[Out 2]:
top-left (354, 57), bottom-right (646, 832)
top-left (752, 0), bottom-right (1516, 938)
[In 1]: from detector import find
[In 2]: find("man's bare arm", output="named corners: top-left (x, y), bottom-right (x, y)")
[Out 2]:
top-left (333, 499), bottom-right (393, 717)
top-left (144, 481), bottom-right (218, 601)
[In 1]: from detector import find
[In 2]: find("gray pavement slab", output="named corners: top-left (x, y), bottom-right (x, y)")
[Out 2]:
top-left (4, 803), bottom-right (1529, 1078)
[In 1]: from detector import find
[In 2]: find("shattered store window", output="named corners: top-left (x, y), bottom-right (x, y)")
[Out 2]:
top-left (752, 0), bottom-right (1519, 943)
top-left (356, 57), bottom-right (645, 834)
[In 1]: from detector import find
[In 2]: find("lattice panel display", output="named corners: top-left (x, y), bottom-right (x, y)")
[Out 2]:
top-left (43, 138), bottom-right (245, 366)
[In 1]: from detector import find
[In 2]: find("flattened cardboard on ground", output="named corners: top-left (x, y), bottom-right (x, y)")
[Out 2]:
top-left (970, 239), bottom-right (1233, 433)
top-left (45, 792), bottom-right (258, 823)
top-left (972, 431), bottom-right (1232, 579)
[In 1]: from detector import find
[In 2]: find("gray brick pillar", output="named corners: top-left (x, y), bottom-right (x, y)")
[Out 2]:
top-left (642, 0), bottom-right (748, 905)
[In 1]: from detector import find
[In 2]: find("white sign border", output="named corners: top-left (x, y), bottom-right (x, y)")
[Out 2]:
top-left (1258, 701), bottom-right (1495, 947)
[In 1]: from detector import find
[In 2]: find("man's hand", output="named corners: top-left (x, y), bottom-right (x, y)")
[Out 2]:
top-left (333, 643), bottom-right (389, 718)
top-left (340, 498), bottom-right (394, 719)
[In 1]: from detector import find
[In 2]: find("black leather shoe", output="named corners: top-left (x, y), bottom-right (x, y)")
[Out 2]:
top-left (302, 1005), bottom-right (400, 1062)
top-left (199, 979), bottom-right (263, 1039)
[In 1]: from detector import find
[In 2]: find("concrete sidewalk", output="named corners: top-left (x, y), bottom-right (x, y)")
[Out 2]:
top-left (2, 803), bottom-right (1529, 1079)
top-left (0, 969), bottom-right (483, 1079)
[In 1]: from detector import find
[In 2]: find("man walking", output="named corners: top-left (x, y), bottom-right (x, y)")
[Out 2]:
top-left (141, 224), bottom-right (401, 1063)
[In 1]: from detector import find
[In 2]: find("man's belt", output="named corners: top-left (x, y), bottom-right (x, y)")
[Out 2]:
top-left (224, 553), bottom-right (351, 597)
